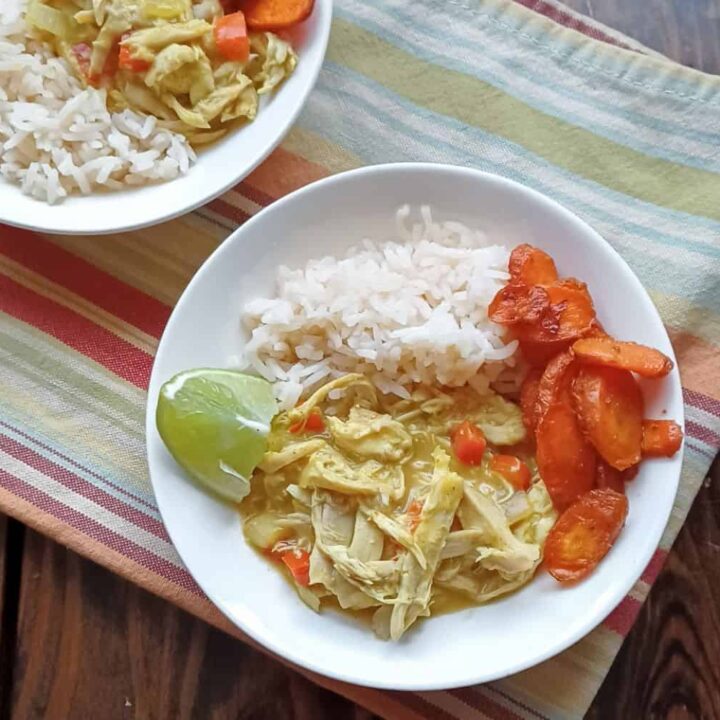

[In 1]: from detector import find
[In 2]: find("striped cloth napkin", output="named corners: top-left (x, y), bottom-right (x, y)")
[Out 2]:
top-left (2, 1), bottom-right (720, 718)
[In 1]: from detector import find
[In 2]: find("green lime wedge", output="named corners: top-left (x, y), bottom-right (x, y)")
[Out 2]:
top-left (156, 369), bottom-right (277, 502)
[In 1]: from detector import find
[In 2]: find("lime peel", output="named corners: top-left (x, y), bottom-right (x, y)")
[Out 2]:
top-left (156, 369), bottom-right (277, 502)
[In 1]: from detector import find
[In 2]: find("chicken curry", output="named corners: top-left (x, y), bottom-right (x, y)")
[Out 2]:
top-left (156, 240), bottom-right (684, 642)
top-left (240, 374), bottom-right (556, 640)
top-left (25, 0), bottom-right (297, 144)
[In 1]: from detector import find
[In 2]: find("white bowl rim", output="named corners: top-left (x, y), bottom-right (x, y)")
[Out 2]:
top-left (146, 162), bottom-right (683, 690)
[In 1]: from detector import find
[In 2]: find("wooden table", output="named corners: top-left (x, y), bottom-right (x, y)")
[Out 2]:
top-left (2, 3), bottom-right (720, 718)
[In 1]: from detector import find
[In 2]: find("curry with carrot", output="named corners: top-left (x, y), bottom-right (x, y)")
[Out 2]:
top-left (239, 244), bottom-right (683, 637)
top-left (157, 241), bottom-right (683, 641)
top-left (25, 0), bottom-right (312, 145)
top-left (240, 374), bottom-right (556, 641)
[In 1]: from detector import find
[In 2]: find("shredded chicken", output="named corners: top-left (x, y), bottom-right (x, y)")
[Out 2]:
top-left (239, 375), bottom-right (556, 640)
top-left (31, 0), bottom-right (297, 146)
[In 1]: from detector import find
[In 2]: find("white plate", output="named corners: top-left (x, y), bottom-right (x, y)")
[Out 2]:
top-left (146, 163), bottom-right (683, 690)
top-left (0, 1), bottom-right (332, 235)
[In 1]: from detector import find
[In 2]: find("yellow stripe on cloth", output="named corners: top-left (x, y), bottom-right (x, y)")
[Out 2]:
top-left (327, 17), bottom-right (720, 221)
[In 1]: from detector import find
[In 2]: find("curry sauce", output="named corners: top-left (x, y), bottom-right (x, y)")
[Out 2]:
top-left (239, 374), bottom-right (556, 640)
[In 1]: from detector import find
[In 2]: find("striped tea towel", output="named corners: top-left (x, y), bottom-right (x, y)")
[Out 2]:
top-left (1, 1), bottom-right (719, 718)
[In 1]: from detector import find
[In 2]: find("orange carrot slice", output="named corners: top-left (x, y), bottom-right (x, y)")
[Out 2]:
top-left (536, 400), bottom-right (596, 511)
top-left (214, 11), bottom-right (250, 62)
top-left (572, 337), bottom-right (673, 378)
top-left (596, 459), bottom-right (624, 494)
top-left (641, 419), bottom-right (684, 457)
top-left (508, 244), bottom-right (559, 286)
top-left (572, 366), bottom-right (643, 470)
top-left (520, 369), bottom-right (542, 432)
top-left (544, 488), bottom-right (628, 582)
top-left (242, 0), bottom-right (314, 31)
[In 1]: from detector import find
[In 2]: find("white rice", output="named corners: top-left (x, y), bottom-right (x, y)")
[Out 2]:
top-left (240, 206), bottom-right (520, 409)
top-left (0, 0), bottom-right (195, 204)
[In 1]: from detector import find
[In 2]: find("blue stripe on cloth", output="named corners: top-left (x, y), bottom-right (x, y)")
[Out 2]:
top-left (302, 64), bottom-right (720, 274)
top-left (0, 413), bottom-right (161, 516)
top-left (335, 3), bottom-right (720, 172)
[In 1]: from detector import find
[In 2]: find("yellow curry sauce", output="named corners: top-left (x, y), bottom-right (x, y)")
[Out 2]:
top-left (239, 375), bottom-right (556, 640)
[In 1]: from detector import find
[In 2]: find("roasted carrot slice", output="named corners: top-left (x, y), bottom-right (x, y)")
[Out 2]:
top-left (520, 369), bottom-right (542, 432)
top-left (534, 350), bottom-right (576, 427)
top-left (596, 459), bottom-right (624, 494)
top-left (584, 322), bottom-right (609, 339)
top-left (536, 400), bottom-right (596, 511)
top-left (572, 366), bottom-right (644, 470)
top-left (572, 337), bottom-right (673, 378)
top-left (641, 419), bottom-right (684, 457)
top-left (242, 0), bottom-right (314, 30)
top-left (508, 244), bottom-right (559, 286)
top-left (544, 488), bottom-right (628, 582)
top-left (519, 338), bottom-right (572, 367)
top-left (545, 280), bottom-right (596, 340)
top-left (622, 464), bottom-right (640, 482)
top-left (515, 279), bottom-right (596, 345)
top-left (488, 284), bottom-right (549, 325)
top-left (519, 321), bottom-right (603, 367)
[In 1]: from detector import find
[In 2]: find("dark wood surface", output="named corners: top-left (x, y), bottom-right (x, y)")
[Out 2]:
top-left (1, 461), bottom-right (718, 720)
top-left (0, 526), bottom-right (374, 720)
top-left (2, 3), bottom-right (720, 719)
top-left (588, 459), bottom-right (720, 720)
top-left (566, 0), bottom-right (720, 72)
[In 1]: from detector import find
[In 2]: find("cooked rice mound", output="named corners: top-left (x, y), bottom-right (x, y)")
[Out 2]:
top-left (0, 0), bottom-right (195, 203)
top-left (240, 206), bottom-right (520, 409)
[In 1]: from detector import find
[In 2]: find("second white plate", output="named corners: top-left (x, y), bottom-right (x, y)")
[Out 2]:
top-left (0, 0), bottom-right (332, 235)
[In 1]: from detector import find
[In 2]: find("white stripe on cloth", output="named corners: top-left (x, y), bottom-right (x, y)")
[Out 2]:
top-left (338, 1), bottom-right (720, 166)
top-left (0, 449), bottom-right (181, 565)
top-left (304, 70), bottom-right (720, 271)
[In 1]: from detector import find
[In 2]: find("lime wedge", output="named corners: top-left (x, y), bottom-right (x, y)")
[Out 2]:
top-left (156, 369), bottom-right (277, 502)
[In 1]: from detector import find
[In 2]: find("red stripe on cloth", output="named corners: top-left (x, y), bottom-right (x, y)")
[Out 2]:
top-left (0, 432), bottom-right (167, 540)
top-left (0, 274), bottom-right (153, 389)
top-left (386, 692), bottom-right (459, 720)
top-left (207, 197), bottom-right (251, 226)
top-left (603, 596), bottom-right (642, 636)
top-left (640, 549), bottom-right (668, 585)
top-left (0, 418), bottom-right (158, 512)
top-left (683, 388), bottom-right (720, 418)
top-left (686, 420), bottom-right (720, 448)
top-left (513, 0), bottom-right (637, 51)
top-left (486, 687), bottom-right (549, 720)
top-left (0, 466), bottom-right (202, 594)
top-left (0, 225), bottom-right (170, 338)
top-left (235, 180), bottom-right (274, 208)
top-left (450, 687), bottom-right (524, 720)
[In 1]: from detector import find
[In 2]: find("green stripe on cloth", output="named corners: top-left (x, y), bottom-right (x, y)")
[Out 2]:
top-left (0, 327), bottom-right (144, 440)
top-left (338, 1), bottom-right (719, 170)
top-left (0, 316), bottom-right (150, 494)
top-left (327, 17), bottom-right (720, 221)
top-left (493, 0), bottom-right (720, 97)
